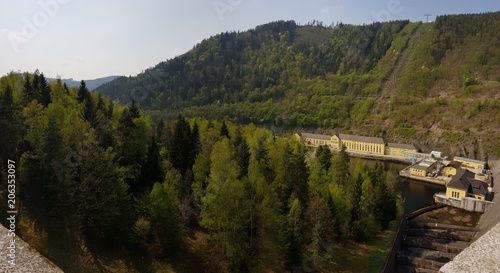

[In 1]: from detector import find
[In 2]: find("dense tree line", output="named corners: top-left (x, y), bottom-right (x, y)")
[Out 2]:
top-left (0, 71), bottom-right (400, 272)
top-left (94, 13), bottom-right (500, 158)
top-left (95, 20), bottom-right (409, 110)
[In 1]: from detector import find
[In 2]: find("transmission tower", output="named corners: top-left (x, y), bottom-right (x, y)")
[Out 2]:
top-left (425, 14), bottom-right (432, 22)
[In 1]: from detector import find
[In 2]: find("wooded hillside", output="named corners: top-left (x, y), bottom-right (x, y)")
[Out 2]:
top-left (97, 12), bottom-right (500, 158)
top-left (0, 71), bottom-right (400, 272)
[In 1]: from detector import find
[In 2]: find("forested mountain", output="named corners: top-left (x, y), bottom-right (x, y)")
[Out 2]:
top-left (0, 70), bottom-right (400, 272)
top-left (96, 12), bottom-right (500, 158)
top-left (52, 75), bottom-right (120, 90)
top-left (1, 10), bottom-right (500, 273)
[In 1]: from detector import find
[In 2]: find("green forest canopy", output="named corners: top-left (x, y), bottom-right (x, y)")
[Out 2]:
top-left (1, 71), bottom-right (401, 272)
top-left (96, 13), bottom-right (500, 158)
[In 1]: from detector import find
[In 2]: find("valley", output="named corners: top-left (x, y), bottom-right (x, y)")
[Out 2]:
top-left (1, 10), bottom-right (499, 273)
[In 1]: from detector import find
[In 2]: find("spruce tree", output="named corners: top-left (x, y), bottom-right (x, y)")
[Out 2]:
top-left (77, 80), bottom-right (89, 103)
top-left (39, 73), bottom-right (52, 107)
top-left (129, 99), bottom-right (141, 119)
top-left (22, 75), bottom-right (35, 105)
top-left (316, 145), bottom-right (332, 171)
top-left (232, 128), bottom-right (250, 179)
top-left (220, 121), bottom-right (230, 139)
top-left (140, 135), bottom-right (164, 191)
top-left (167, 114), bottom-right (193, 176)
top-left (81, 93), bottom-right (100, 128)
top-left (0, 86), bottom-right (16, 160)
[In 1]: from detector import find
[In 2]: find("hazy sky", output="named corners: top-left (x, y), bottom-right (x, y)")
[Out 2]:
top-left (1, 0), bottom-right (498, 80)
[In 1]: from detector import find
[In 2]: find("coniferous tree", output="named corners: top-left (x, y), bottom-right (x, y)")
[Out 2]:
top-left (201, 138), bottom-right (249, 269)
top-left (304, 196), bottom-right (335, 268)
top-left (57, 133), bottom-right (131, 246)
top-left (286, 196), bottom-right (303, 267)
top-left (232, 128), bottom-right (250, 179)
top-left (115, 108), bottom-right (148, 195)
top-left (0, 86), bottom-right (19, 160)
top-left (167, 114), bottom-right (193, 176)
top-left (77, 80), bottom-right (89, 103)
top-left (32, 69), bottom-right (40, 92)
top-left (316, 145), bottom-right (332, 171)
top-left (142, 181), bottom-right (182, 255)
top-left (106, 100), bottom-right (114, 119)
top-left (349, 172), bottom-right (363, 238)
top-left (129, 99), bottom-right (141, 119)
top-left (220, 121), bottom-right (230, 139)
top-left (29, 69), bottom-right (43, 103)
top-left (156, 119), bottom-right (166, 144)
top-left (254, 136), bottom-right (274, 184)
top-left (22, 75), bottom-right (35, 105)
top-left (39, 73), bottom-right (51, 107)
top-left (247, 159), bottom-right (287, 269)
top-left (96, 93), bottom-right (105, 113)
top-left (274, 143), bottom-right (294, 208)
top-left (290, 147), bottom-right (309, 206)
top-left (63, 82), bottom-right (69, 94)
top-left (41, 117), bottom-right (63, 210)
top-left (81, 93), bottom-right (100, 128)
top-left (189, 121), bottom-right (201, 169)
top-left (330, 145), bottom-right (350, 186)
top-left (140, 135), bottom-right (164, 191)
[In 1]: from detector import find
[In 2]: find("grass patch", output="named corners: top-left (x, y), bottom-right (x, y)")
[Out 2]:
top-left (334, 216), bottom-right (402, 273)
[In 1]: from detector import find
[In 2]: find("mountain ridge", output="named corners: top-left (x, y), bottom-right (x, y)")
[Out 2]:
top-left (53, 75), bottom-right (120, 90)
top-left (96, 12), bottom-right (500, 158)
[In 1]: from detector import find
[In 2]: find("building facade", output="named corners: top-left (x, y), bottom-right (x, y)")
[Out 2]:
top-left (338, 133), bottom-right (385, 155)
top-left (409, 161), bottom-right (438, 177)
top-left (295, 133), bottom-right (340, 149)
top-left (442, 161), bottom-right (463, 176)
top-left (445, 169), bottom-right (489, 200)
top-left (296, 132), bottom-right (416, 157)
top-left (454, 156), bottom-right (486, 170)
top-left (385, 143), bottom-right (417, 157)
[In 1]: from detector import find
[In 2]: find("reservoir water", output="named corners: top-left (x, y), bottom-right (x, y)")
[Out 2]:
top-left (350, 158), bottom-right (444, 214)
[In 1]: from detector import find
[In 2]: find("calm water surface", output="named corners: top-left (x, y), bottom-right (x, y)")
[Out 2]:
top-left (350, 158), bottom-right (444, 214)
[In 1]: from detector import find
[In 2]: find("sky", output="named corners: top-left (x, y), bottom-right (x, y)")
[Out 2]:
top-left (0, 0), bottom-right (499, 80)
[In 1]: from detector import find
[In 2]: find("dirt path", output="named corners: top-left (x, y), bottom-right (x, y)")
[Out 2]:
top-left (378, 25), bottom-right (421, 99)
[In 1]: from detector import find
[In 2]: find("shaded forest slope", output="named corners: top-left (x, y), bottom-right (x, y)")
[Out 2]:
top-left (96, 13), bottom-right (500, 158)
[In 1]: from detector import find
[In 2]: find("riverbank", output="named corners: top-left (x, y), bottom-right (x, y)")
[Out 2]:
top-left (345, 150), bottom-right (411, 164)
top-left (399, 168), bottom-right (449, 186)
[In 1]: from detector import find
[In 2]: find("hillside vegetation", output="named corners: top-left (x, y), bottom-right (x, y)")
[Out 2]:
top-left (0, 71), bottom-right (400, 272)
top-left (96, 12), bottom-right (500, 158)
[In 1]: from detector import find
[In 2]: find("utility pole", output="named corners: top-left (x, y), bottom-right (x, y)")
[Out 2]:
top-left (425, 14), bottom-right (432, 23)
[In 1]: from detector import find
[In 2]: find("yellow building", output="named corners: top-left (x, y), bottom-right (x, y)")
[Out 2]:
top-left (338, 133), bottom-right (385, 155)
top-left (295, 132), bottom-right (416, 157)
top-left (330, 135), bottom-right (340, 150)
top-left (385, 143), bottom-right (417, 156)
top-left (295, 133), bottom-right (340, 149)
top-left (454, 156), bottom-right (486, 170)
top-left (409, 161), bottom-right (437, 177)
top-left (441, 161), bottom-right (462, 176)
top-left (446, 169), bottom-right (488, 200)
